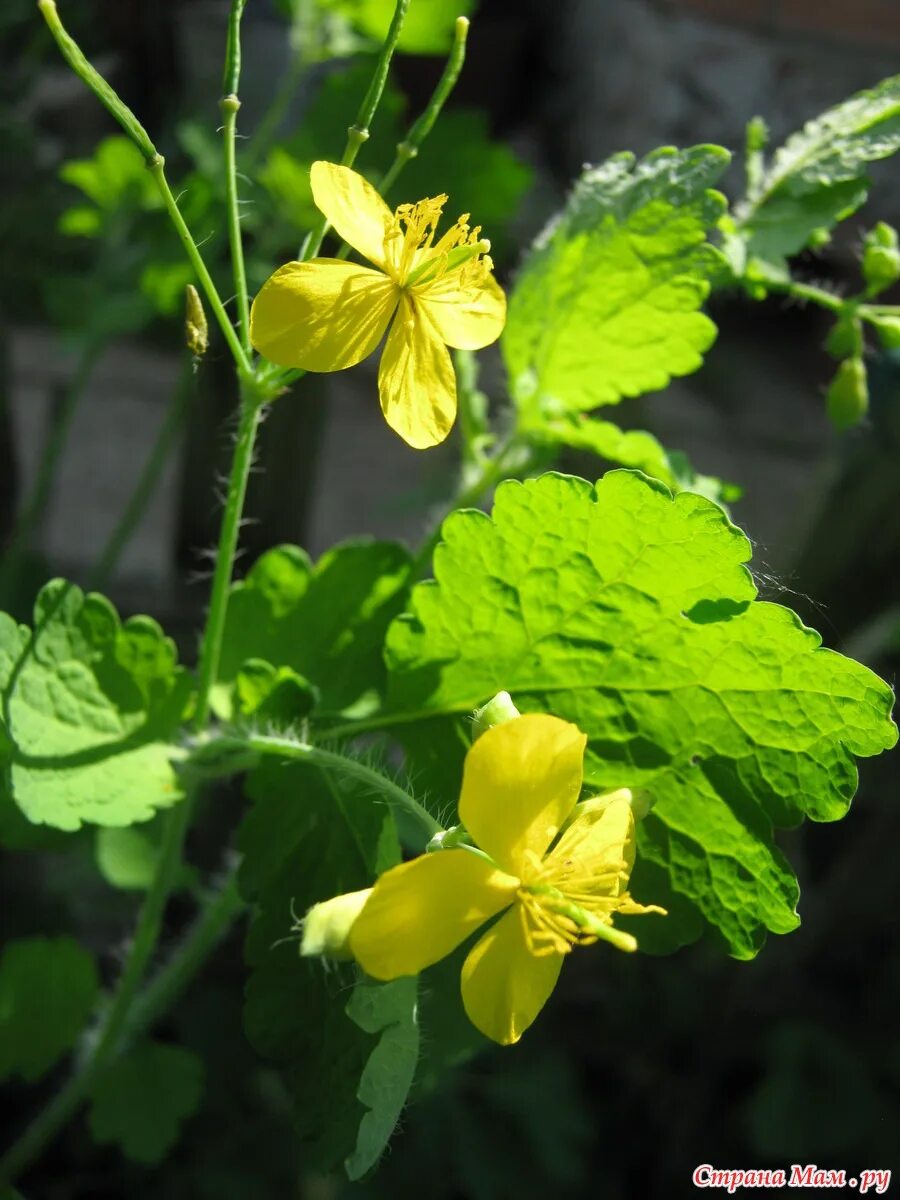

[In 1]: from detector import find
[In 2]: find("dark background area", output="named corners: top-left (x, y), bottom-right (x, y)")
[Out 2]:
top-left (1, 1), bottom-right (899, 1196)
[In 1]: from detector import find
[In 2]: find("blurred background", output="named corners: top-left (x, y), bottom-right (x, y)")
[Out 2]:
top-left (1, 0), bottom-right (899, 1195)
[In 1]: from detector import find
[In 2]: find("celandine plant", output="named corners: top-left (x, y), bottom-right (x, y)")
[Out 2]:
top-left (0, 0), bottom-right (898, 1188)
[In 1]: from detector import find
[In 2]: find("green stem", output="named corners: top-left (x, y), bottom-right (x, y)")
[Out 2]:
top-left (150, 158), bottom-right (252, 375)
top-left (193, 384), bottom-right (266, 729)
top-left (0, 342), bottom-right (99, 601)
top-left (378, 16), bottom-right (469, 199)
top-left (245, 733), bottom-right (442, 839)
top-left (89, 358), bottom-right (192, 592)
top-left (0, 848), bottom-right (240, 1188)
top-left (39, 2), bottom-right (249, 376)
top-left (300, 0), bottom-right (410, 259)
top-left (222, 0), bottom-right (252, 356)
top-left (763, 277), bottom-right (845, 314)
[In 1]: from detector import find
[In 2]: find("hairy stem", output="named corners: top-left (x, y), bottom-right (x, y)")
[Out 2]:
top-left (244, 733), bottom-right (443, 839)
top-left (193, 383), bottom-right (266, 729)
top-left (300, 0), bottom-right (410, 259)
top-left (222, 0), bottom-right (252, 356)
top-left (89, 358), bottom-right (192, 591)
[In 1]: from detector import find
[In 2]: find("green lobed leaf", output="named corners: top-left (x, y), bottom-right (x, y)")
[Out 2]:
top-left (215, 540), bottom-right (411, 721)
top-left (0, 936), bottom-right (98, 1082)
top-left (381, 471), bottom-right (897, 959)
top-left (0, 581), bottom-right (192, 831)
top-left (59, 136), bottom-right (160, 215)
top-left (736, 75), bottom-right (900, 264)
top-left (239, 759), bottom-right (407, 1172)
top-left (344, 976), bottom-right (419, 1181)
top-left (87, 1040), bottom-right (205, 1164)
top-left (502, 146), bottom-right (730, 415)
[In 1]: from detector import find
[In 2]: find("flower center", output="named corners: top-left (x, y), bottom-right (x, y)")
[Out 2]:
top-left (516, 828), bottom-right (637, 957)
top-left (385, 194), bottom-right (493, 290)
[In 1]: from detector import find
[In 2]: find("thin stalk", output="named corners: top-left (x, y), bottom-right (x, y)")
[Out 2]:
top-left (378, 16), bottom-right (469, 199)
top-left (149, 159), bottom-right (252, 375)
top-left (39, 2), bottom-right (250, 376)
top-left (193, 384), bottom-right (266, 729)
top-left (763, 277), bottom-right (845, 314)
top-left (0, 797), bottom-right (194, 1187)
top-left (0, 342), bottom-right (99, 601)
top-left (221, 0), bottom-right (252, 356)
top-left (89, 358), bottom-right (192, 591)
top-left (245, 733), bottom-right (443, 839)
top-left (300, 0), bottom-right (410, 259)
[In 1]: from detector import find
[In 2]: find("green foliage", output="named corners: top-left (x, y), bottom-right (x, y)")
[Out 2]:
top-left (317, 0), bottom-right (477, 54)
top-left (503, 146), bottom-right (729, 417)
top-left (345, 977), bottom-right (419, 1181)
top-left (826, 356), bottom-right (869, 429)
top-left (382, 471), bottom-right (896, 958)
top-left (58, 136), bottom-right (160, 235)
top-left (0, 581), bottom-right (192, 831)
top-left (735, 75), bottom-right (900, 266)
top-left (0, 936), bottom-right (98, 1082)
top-left (215, 541), bottom-right (411, 721)
top-left (239, 760), bottom-right (417, 1175)
top-left (87, 1041), bottom-right (205, 1164)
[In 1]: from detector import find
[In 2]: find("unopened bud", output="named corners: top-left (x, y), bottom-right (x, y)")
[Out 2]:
top-left (826, 356), bottom-right (869, 430)
top-left (473, 691), bottom-right (521, 738)
top-left (185, 284), bottom-right (208, 358)
top-left (862, 222), bottom-right (900, 293)
top-left (300, 888), bottom-right (371, 961)
top-left (825, 316), bottom-right (862, 360)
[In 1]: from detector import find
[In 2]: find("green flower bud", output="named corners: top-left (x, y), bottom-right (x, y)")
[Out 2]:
top-left (870, 313), bottom-right (900, 350)
top-left (472, 691), bottom-right (521, 738)
top-left (185, 283), bottom-right (208, 358)
top-left (825, 316), bottom-right (863, 360)
top-left (862, 223), bottom-right (900, 293)
top-left (826, 357), bottom-right (869, 430)
top-left (300, 888), bottom-right (371, 961)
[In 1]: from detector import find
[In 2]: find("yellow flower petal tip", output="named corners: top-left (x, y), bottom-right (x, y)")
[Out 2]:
top-left (345, 712), bottom-right (664, 1045)
top-left (249, 162), bottom-right (506, 450)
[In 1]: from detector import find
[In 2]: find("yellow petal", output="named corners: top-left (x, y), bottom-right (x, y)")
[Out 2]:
top-left (378, 294), bottom-right (457, 448)
top-left (461, 905), bottom-right (564, 1045)
top-left (250, 259), bottom-right (397, 371)
top-left (310, 160), bottom-right (394, 269)
top-left (349, 849), bottom-right (518, 980)
top-left (416, 272), bottom-right (507, 350)
top-left (545, 795), bottom-right (636, 896)
top-left (458, 714), bottom-right (586, 876)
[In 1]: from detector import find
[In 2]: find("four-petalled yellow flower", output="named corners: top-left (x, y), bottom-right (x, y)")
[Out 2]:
top-left (348, 714), bottom-right (663, 1045)
top-left (249, 161), bottom-right (506, 449)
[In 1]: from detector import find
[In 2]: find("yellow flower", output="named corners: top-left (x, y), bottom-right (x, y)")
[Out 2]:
top-left (249, 161), bottom-right (507, 449)
top-left (349, 714), bottom-right (663, 1045)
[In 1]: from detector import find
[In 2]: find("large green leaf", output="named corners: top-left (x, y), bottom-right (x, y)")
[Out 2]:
top-left (0, 936), bottom-right (98, 1082)
top-left (502, 146), bottom-right (729, 415)
top-left (0, 582), bottom-right (192, 831)
top-left (381, 471), bottom-right (896, 958)
top-left (87, 1041), bottom-right (205, 1164)
top-left (215, 540), bottom-right (411, 721)
top-left (736, 75), bottom-right (900, 264)
top-left (239, 759), bottom-right (416, 1175)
